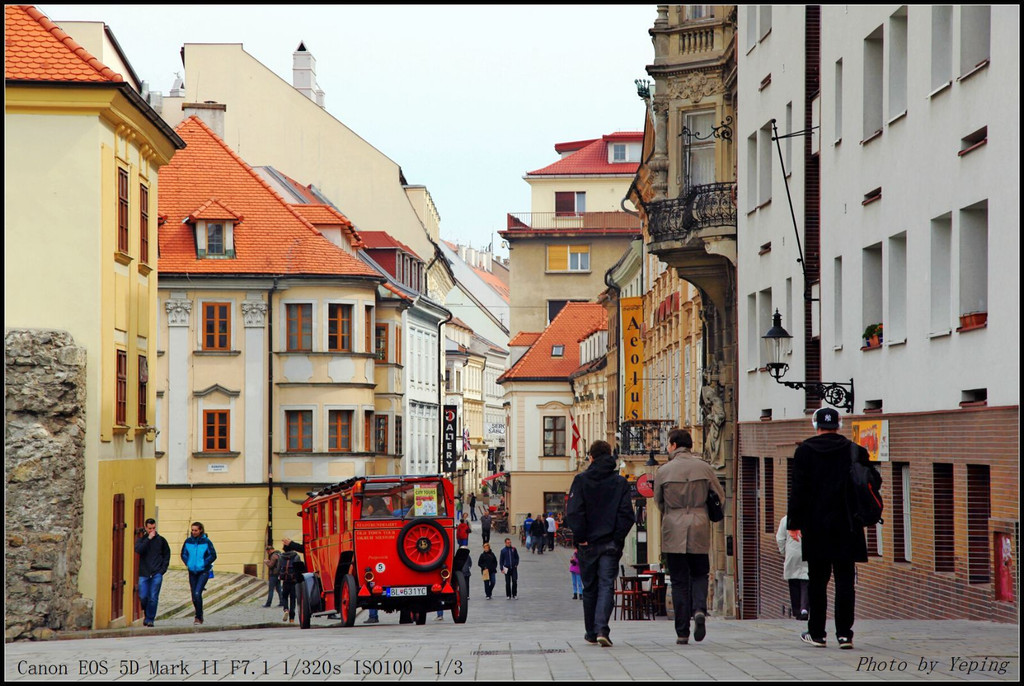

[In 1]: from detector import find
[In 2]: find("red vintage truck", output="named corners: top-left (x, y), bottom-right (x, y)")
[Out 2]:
top-left (295, 474), bottom-right (469, 627)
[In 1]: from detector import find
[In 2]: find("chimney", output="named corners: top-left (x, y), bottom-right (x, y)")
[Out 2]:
top-left (182, 101), bottom-right (227, 139)
top-left (293, 42), bottom-right (325, 108)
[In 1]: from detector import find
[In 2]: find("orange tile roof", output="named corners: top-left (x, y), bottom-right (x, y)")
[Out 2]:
top-left (158, 116), bottom-right (381, 278)
top-left (472, 266), bottom-right (510, 302)
top-left (528, 132), bottom-right (643, 176)
top-left (360, 231), bottom-right (421, 259)
top-left (509, 332), bottom-right (541, 347)
top-left (5, 5), bottom-right (123, 83)
top-left (187, 199), bottom-right (243, 223)
top-left (498, 303), bottom-right (605, 382)
top-left (289, 203), bottom-right (363, 248)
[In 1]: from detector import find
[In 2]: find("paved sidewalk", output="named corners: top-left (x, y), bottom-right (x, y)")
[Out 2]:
top-left (6, 525), bottom-right (1019, 681)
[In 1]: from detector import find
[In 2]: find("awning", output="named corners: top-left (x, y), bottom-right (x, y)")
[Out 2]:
top-left (480, 472), bottom-right (509, 484)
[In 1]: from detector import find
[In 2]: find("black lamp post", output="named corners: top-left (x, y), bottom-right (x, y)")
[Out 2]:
top-left (762, 309), bottom-right (855, 413)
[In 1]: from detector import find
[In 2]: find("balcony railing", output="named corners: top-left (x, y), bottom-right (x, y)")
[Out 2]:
top-left (506, 211), bottom-right (642, 232)
top-left (645, 182), bottom-right (736, 244)
top-left (619, 419), bottom-right (676, 455)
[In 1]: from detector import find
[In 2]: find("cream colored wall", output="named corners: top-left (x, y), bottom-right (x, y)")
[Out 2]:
top-left (55, 21), bottom-right (138, 89)
top-left (508, 237), bottom-right (637, 333)
top-left (507, 472), bottom-right (576, 530)
top-left (6, 88), bottom-right (172, 628)
top-left (178, 43), bottom-right (434, 261)
top-left (404, 186), bottom-right (440, 243)
top-left (529, 176), bottom-right (636, 213)
top-left (157, 485), bottom-right (305, 575)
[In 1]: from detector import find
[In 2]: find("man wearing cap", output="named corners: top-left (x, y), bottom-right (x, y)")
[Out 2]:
top-left (787, 407), bottom-right (871, 650)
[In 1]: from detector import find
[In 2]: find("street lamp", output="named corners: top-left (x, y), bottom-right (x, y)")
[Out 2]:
top-left (762, 309), bottom-right (855, 413)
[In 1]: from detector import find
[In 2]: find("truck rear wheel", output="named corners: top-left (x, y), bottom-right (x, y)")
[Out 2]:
top-left (338, 574), bottom-right (357, 627)
top-left (451, 571), bottom-right (469, 624)
top-left (298, 581), bottom-right (312, 629)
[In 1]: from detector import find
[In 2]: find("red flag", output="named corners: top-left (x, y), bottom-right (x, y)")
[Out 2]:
top-left (571, 414), bottom-right (581, 458)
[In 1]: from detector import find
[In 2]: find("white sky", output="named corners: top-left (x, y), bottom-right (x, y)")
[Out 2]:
top-left (39, 4), bottom-right (658, 256)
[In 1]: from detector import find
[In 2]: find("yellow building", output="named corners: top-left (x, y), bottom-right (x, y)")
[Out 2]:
top-left (4, 5), bottom-right (184, 631)
top-left (155, 116), bottom-right (385, 573)
top-left (501, 132), bottom-right (644, 335)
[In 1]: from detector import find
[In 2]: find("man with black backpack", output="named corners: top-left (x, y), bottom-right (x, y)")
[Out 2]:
top-left (279, 537), bottom-right (306, 624)
top-left (788, 407), bottom-right (879, 651)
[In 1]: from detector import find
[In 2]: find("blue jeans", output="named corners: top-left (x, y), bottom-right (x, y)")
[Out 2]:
top-left (138, 573), bottom-right (163, 624)
top-left (578, 541), bottom-right (621, 639)
top-left (571, 572), bottom-right (583, 595)
top-left (265, 575), bottom-right (283, 606)
top-left (187, 570), bottom-right (210, 620)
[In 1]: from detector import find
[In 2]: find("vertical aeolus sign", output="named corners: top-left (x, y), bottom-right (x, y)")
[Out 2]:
top-left (621, 297), bottom-right (644, 421)
top-left (441, 405), bottom-right (458, 473)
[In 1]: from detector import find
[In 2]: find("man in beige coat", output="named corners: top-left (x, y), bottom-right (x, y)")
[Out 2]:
top-left (654, 428), bottom-right (725, 645)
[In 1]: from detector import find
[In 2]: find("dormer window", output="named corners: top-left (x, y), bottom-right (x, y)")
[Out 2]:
top-left (612, 144), bottom-right (626, 162)
top-left (197, 220), bottom-right (236, 258)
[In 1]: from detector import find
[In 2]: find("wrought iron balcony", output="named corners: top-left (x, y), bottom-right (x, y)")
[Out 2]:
top-left (505, 211), bottom-right (641, 233)
top-left (645, 182), bottom-right (736, 244)
top-left (619, 419), bottom-right (676, 455)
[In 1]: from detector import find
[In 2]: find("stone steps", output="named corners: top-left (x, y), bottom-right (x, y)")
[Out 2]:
top-left (158, 571), bottom-right (266, 620)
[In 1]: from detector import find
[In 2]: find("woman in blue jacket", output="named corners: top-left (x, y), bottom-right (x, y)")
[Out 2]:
top-left (180, 521), bottom-right (217, 624)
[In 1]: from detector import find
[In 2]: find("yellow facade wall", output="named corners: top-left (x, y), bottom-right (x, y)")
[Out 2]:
top-left (156, 485), bottom-right (315, 575)
top-left (6, 83), bottom-right (176, 630)
top-left (95, 457), bottom-right (156, 629)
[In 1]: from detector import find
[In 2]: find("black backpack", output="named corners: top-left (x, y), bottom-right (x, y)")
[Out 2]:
top-left (278, 551), bottom-right (305, 583)
top-left (847, 442), bottom-right (884, 528)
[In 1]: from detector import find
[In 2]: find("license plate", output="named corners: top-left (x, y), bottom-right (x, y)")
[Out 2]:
top-left (386, 586), bottom-right (427, 597)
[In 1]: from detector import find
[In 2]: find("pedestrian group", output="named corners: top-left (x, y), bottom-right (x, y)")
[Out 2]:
top-left (143, 411), bottom-right (871, 653)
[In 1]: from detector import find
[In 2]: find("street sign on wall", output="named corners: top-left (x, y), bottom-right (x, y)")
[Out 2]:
top-left (441, 405), bottom-right (458, 472)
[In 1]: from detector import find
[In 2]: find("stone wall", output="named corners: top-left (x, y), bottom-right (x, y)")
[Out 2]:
top-left (5, 329), bottom-right (90, 640)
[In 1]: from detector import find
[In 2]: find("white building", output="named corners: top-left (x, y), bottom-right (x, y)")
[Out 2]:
top-left (737, 4), bottom-right (1018, 622)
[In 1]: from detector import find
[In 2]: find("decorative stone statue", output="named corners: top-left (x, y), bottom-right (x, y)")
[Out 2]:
top-left (700, 364), bottom-right (726, 468)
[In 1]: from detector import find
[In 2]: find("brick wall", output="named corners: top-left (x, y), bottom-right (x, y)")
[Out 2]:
top-left (739, 406), bottom-right (1019, 623)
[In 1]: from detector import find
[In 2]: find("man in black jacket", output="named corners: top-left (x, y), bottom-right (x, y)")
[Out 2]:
top-left (566, 440), bottom-right (635, 647)
top-left (134, 518), bottom-right (170, 627)
top-left (787, 407), bottom-right (870, 650)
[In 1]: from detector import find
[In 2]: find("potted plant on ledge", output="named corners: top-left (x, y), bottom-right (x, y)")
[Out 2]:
top-left (862, 323), bottom-right (883, 349)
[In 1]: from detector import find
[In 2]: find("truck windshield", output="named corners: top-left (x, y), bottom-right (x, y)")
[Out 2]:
top-left (362, 481), bottom-right (448, 519)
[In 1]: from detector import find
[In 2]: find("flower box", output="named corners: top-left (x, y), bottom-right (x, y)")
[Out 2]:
top-left (958, 312), bottom-right (987, 330)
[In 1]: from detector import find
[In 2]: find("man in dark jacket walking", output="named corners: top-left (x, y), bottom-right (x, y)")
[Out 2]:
top-left (530, 514), bottom-right (547, 555)
top-left (134, 518), bottom-right (170, 627)
top-left (499, 537), bottom-right (520, 599)
top-left (566, 440), bottom-right (635, 647)
top-left (788, 407), bottom-right (870, 650)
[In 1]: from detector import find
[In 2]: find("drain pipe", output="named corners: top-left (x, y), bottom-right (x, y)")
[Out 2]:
top-left (437, 307), bottom-right (453, 475)
top-left (266, 277), bottom-right (279, 549)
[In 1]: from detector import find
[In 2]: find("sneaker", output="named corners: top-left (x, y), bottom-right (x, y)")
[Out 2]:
top-left (584, 634), bottom-right (598, 644)
top-left (194, 618), bottom-right (203, 625)
top-left (435, 615), bottom-right (444, 621)
top-left (838, 636), bottom-right (854, 650)
top-left (283, 610), bottom-right (289, 622)
top-left (799, 610), bottom-right (809, 621)
top-left (363, 617), bottom-right (379, 624)
top-left (596, 635), bottom-right (613, 647)
top-left (801, 632), bottom-right (827, 647)
top-left (289, 618), bottom-right (295, 624)
top-left (262, 604), bottom-right (271, 608)
top-left (693, 611), bottom-right (706, 642)
top-left (676, 636), bottom-right (689, 645)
